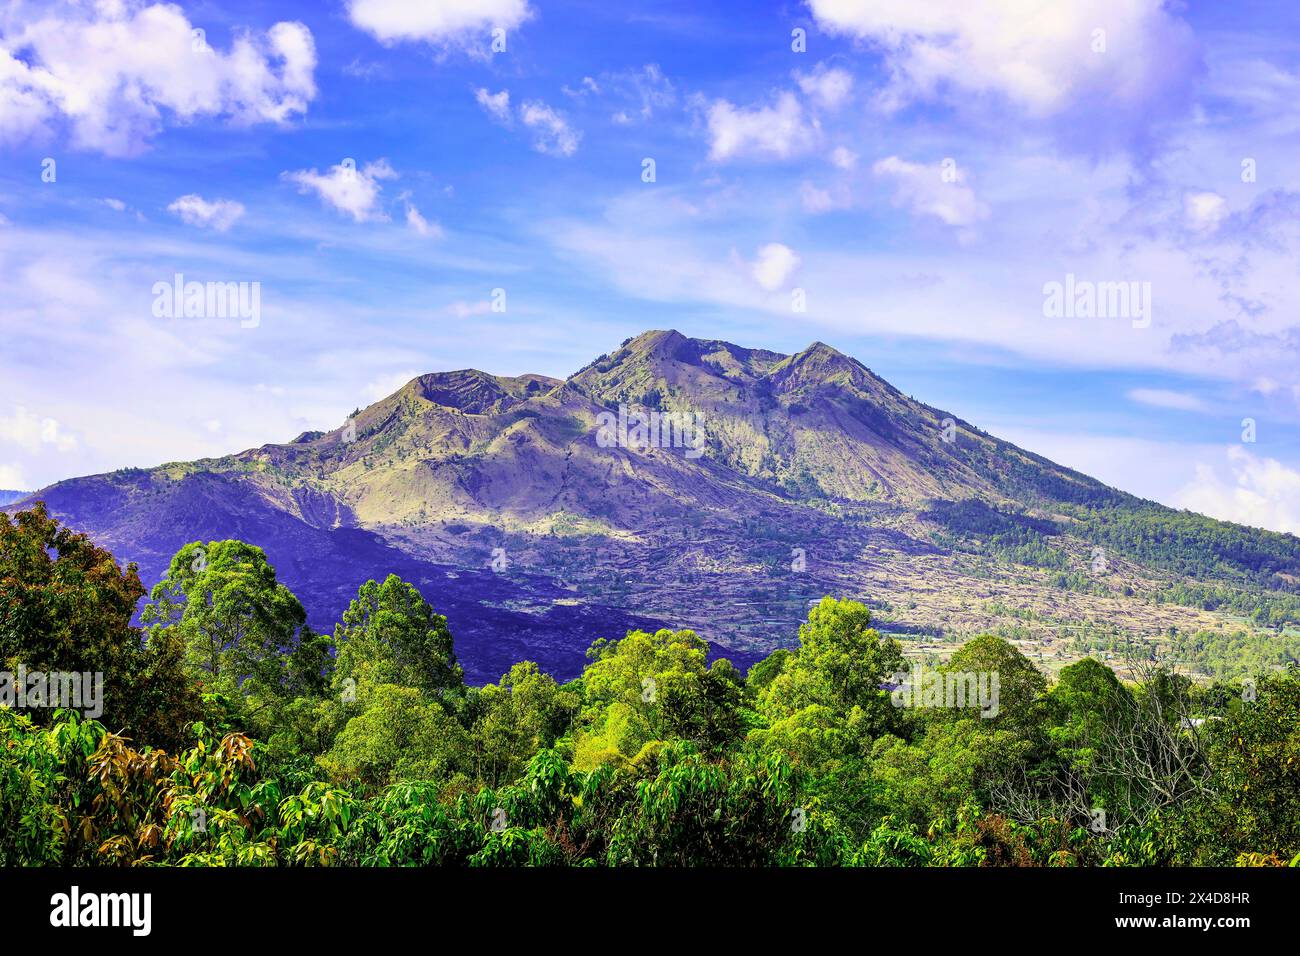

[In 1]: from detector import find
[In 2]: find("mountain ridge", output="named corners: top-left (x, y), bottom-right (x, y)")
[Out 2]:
top-left (8, 330), bottom-right (1299, 683)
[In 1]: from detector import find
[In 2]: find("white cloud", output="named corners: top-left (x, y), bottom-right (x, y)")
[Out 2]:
top-left (795, 64), bottom-right (853, 111)
top-left (981, 425), bottom-right (1222, 512)
top-left (1176, 446), bottom-right (1300, 534)
top-left (0, 3), bottom-right (316, 156)
top-left (519, 100), bottom-right (579, 156)
top-left (167, 194), bottom-right (245, 232)
top-left (0, 463), bottom-right (26, 489)
top-left (0, 405), bottom-right (77, 453)
top-left (749, 243), bottom-right (801, 291)
top-left (806, 0), bottom-right (1199, 150)
top-left (346, 0), bottom-right (531, 46)
top-left (829, 145), bottom-right (858, 169)
top-left (100, 198), bottom-right (127, 212)
top-left (475, 87), bottom-right (511, 124)
top-left (610, 64), bottom-right (676, 122)
top-left (405, 203), bottom-right (443, 238)
top-left (1184, 190), bottom-right (1228, 232)
top-left (1127, 387), bottom-right (1208, 412)
top-left (446, 300), bottom-right (492, 319)
top-left (563, 76), bottom-right (601, 98)
top-left (568, 65), bottom-right (676, 124)
top-left (478, 90), bottom-right (579, 155)
top-left (873, 156), bottom-right (989, 228)
top-left (363, 369), bottom-right (419, 401)
top-left (284, 158), bottom-right (397, 222)
top-left (705, 91), bottom-right (817, 162)
top-left (800, 181), bottom-right (839, 214)
top-left (545, 175), bottom-right (1225, 385)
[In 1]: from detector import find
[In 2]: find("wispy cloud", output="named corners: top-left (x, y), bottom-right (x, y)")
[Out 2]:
top-left (1127, 388), bottom-right (1209, 412)
top-left (477, 89), bottom-right (580, 156)
top-left (519, 101), bottom-right (580, 156)
top-left (167, 195), bottom-right (246, 232)
top-left (872, 156), bottom-right (988, 229)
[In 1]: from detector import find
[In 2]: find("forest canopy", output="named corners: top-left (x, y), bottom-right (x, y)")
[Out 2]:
top-left (2, 504), bottom-right (1298, 868)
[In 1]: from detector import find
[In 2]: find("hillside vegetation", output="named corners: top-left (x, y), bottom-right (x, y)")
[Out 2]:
top-left (2, 504), bottom-right (1298, 868)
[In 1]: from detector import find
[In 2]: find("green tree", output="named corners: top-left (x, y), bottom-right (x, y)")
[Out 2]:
top-left (574, 628), bottom-right (742, 768)
top-left (142, 540), bottom-right (313, 700)
top-left (605, 742), bottom-right (799, 866)
top-left (1204, 672), bottom-right (1300, 860)
top-left (321, 684), bottom-right (470, 790)
top-left (332, 574), bottom-right (463, 702)
top-left (756, 597), bottom-right (905, 735)
top-left (470, 662), bottom-right (579, 787)
top-left (1048, 657), bottom-right (1132, 771)
top-left (0, 503), bottom-right (199, 748)
top-left (943, 634), bottom-right (1048, 734)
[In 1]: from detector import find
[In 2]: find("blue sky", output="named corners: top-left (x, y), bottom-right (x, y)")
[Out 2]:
top-left (3, 0), bottom-right (1300, 533)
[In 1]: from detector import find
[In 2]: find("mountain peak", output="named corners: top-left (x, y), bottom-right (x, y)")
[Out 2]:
top-left (628, 329), bottom-right (686, 346)
top-left (794, 340), bottom-right (858, 364)
top-left (804, 341), bottom-right (843, 357)
top-left (622, 329), bottom-right (690, 360)
top-left (404, 369), bottom-right (559, 415)
top-left (770, 339), bottom-right (867, 390)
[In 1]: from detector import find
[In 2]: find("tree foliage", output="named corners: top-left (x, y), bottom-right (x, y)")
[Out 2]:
top-left (3, 507), bottom-right (1299, 868)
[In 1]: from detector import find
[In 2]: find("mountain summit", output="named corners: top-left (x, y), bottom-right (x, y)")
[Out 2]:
top-left (10, 331), bottom-right (1299, 682)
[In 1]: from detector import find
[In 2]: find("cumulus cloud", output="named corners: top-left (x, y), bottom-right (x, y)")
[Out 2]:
top-left (283, 158), bottom-right (397, 222)
top-left (0, 2), bottom-right (316, 156)
top-left (806, 0), bottom-right (1200, 153)
top-left (1176, 446), bottom-right (1300, 534)
top-left (167, 194), bottom-right (245, 231)
top-left (872, 156), bottom-right (989, 228)
top-left (829, 145), bottom-right (857, 169)
top-left (794, 64), bottom-right (853, 111)
top-left (0, 405), bottom-right (77, 453)
top-left (475, 87), bottom-right (511, 123)
top-left (705, 91), bottom-right (818, 162)
top-left (347, 0), bottom-right (531, 46)
top-left (749, 243), bottom-right (801, 290)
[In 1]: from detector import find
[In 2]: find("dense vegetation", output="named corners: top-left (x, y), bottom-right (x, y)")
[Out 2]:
top-left (2, 503), bottom-right (1298, 867)
top-left (924, 497), bottom-right (1300, 629)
